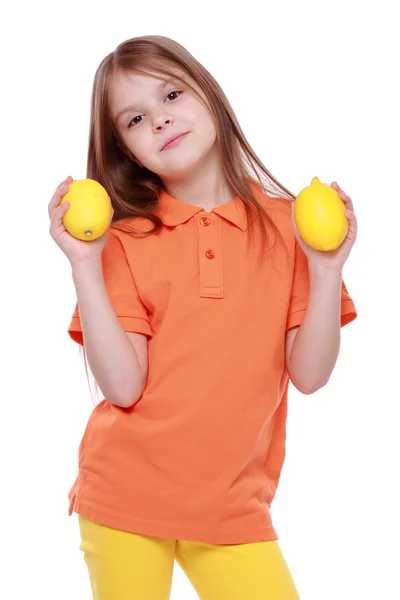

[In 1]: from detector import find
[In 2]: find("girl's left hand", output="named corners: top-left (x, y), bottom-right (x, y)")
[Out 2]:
top-left (292, 181), bottom-right (358, 272)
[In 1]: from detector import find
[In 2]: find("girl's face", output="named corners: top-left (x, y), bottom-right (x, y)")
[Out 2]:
top-left (110, 70), bottom-right (218, 181)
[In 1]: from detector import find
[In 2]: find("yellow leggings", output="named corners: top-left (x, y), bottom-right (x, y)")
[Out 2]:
top-left (78, 515), bottom-right (300, 599)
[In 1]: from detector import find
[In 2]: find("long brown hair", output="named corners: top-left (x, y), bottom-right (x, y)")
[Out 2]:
top-left (80, 35), bottom-right (295, 405)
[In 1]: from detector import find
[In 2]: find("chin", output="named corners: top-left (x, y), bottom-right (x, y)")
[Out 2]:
top-left (161, 148), bottom-right (216, 179)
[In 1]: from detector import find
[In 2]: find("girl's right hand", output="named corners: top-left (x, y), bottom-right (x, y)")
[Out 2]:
top-left (48, 176), bottom-right (114, 267)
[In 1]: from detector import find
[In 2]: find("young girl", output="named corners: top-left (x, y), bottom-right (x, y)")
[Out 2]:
top-left (49, 35), bottom-right (357, 600)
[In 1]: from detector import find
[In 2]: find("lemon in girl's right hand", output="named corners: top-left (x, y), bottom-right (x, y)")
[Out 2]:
top-left (60, 179), bottom-right (112, 241)
top-left (294, 176), bottom-right (348, 251)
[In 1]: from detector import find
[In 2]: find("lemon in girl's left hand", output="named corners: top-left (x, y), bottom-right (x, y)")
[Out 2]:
top-left (294, 177), bottom-right (348, 251)
top-left (60, 179), bottom-right (112, 241)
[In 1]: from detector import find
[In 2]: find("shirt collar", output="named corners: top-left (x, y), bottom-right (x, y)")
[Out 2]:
top-left (157, 187), bottom-right (260, 231)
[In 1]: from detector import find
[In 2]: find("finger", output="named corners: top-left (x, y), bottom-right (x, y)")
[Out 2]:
top-left (344, 209), bottom-right (357, 240)
top-left (49, 201), bottom-right (70, 237)
top-left (48, 176), bottom-right (73, 219)
top-left (331, 181), bottom-right (351, 200)
top-left (331, 181), bottom-right (343, 192)
top-left (56, 175), bottom-right (73, 189)
top-left (54, 175), bottom-right (73, 194)
top-left (331, 181), bottom-right (354, 211)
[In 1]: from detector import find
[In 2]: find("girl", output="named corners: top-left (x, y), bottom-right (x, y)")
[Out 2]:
top-left (49, 35), bottom-right (357, 600)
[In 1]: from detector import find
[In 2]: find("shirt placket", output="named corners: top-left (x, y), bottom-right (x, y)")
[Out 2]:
top-left (197, 214), bottom-right (224, 299)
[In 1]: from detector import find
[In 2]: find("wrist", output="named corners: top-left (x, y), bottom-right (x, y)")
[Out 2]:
top-left (71, 257), bottom-right (103, 280)
top-left (308, 262), bottom-right (343, 280)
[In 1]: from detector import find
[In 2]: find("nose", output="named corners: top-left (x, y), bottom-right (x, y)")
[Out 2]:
top-left (153, 112), bottom-right (174, 132)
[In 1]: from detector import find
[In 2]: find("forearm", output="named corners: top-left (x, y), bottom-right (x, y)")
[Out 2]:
top-left (72, 259), bottom-right (144, 407)
top-left (287, 266), bottom-right (342, 393)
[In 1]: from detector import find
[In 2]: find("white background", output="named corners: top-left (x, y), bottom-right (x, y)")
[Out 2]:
top-left (2, 0), bottom-right (399, 598)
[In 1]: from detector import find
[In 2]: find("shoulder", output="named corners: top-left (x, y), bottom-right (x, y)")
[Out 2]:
top-left (251, 184), bottom-right (293, 218)
top-left (111, 215), bottom-right (155, 236)
top-left (263, 194), bottom-right (292, 218)
top-left (97, 219), bottom-right (156, 269)
top-left (256, 190), bottom-right (295, 242)
top-left (108, 217), bottom-right (157, 247)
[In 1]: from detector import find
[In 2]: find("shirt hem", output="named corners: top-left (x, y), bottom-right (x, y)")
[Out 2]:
top-left (70, 498), bottom-right (279, 545)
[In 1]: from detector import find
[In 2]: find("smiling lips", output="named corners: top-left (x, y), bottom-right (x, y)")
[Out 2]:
top-left (161, 132), bottom-right (189, 151)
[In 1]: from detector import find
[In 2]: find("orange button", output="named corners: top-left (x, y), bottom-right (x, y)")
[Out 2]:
top-left (200, 217), bottom-right (211, 227)
top-left (205, 249), bottom-right (215, 259)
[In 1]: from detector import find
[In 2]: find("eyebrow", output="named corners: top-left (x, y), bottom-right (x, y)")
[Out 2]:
top-left (114, 78), bottom-right (175, 123)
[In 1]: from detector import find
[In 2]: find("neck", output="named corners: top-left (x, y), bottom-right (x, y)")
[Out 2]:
top-left (162, 147), bottom-right (235, 211)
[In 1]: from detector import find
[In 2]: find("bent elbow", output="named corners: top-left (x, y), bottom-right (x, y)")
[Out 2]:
top-left (114, 392), bottom-right (142, 409)
top-left (290, 376), bottom-right (329, 396)
top-left (117, 391), bottom-right (141, 408)
top-left (112, 396), bottom-right (140, 408)
top-left (118, 377), bottom-right (146, 408)
top-left (298, 383), bottom-right (319, 395)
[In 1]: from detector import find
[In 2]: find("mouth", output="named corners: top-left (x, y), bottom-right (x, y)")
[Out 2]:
top-left (161, 132), bottom-right (190, 151)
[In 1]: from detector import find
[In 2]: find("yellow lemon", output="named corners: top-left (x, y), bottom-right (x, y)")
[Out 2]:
top-left (294, 176), bottom-right (348, 251)
top-left (60, 179), bottom-right (112, 241)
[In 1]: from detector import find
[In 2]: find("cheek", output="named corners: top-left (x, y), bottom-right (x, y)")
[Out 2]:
top-left (198, 109), bottom-right (217, 141)
top-left (202, 116), bottom-right (217, 147)
top-left (184, 98), bottom-right (215, 132)
top-left (126, 131), bottom-right (154, 163)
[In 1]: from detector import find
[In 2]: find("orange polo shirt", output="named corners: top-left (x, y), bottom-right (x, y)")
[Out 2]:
top-left (67, 185), bottom-right (357, 544)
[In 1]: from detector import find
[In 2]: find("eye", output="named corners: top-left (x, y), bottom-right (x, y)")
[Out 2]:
top-left (166, 90), bottom-right (182, 102)
top-left (128, 115), bottom-right (143, 128)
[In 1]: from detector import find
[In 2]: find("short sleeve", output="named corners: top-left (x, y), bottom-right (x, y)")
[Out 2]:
top-left (286, 240), bottom-right (357, 331)
top-left (68, 230), bottom-right (152, 345)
